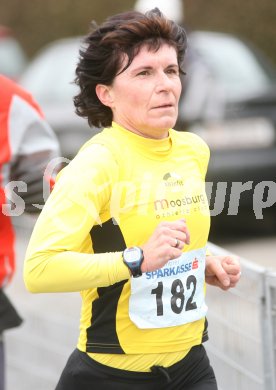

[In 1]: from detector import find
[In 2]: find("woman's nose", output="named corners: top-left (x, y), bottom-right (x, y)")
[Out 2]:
top-left (155, 72), bottom-right (173, 92)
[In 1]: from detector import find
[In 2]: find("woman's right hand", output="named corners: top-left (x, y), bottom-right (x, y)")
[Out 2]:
top-left (141, 219), bottom-right (190, 273)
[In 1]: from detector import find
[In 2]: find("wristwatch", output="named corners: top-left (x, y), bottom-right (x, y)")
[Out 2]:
top-left (122, 246), bottom-right (144, 278)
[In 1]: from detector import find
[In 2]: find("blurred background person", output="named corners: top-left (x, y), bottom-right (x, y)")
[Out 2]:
top-left (0, 74), bottom-right (60, 390)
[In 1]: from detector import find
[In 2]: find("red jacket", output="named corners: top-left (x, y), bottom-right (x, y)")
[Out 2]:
top-left (0, 74), bottom-right (59, 287)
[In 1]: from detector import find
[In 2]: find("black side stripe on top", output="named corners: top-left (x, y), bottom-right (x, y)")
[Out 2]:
top-left (86, 218), bottom-right (127, 354)
top-left (202, 317), bottom-right (209, 343)
top-left (91, 218), bottom-right (126, 253)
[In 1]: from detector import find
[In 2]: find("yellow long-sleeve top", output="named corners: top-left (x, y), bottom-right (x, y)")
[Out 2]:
top-left (24, 122), bottom-right (211, 372)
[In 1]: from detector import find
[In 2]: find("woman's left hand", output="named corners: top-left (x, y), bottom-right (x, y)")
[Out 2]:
top-left (205, 255), bottom-right (241, 290)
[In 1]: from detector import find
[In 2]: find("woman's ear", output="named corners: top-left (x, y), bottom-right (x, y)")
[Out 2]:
top-left (95, 84), bottom-right (114, 108)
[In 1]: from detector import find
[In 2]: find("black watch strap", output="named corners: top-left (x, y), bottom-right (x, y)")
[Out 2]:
top-left (129, 264), bottom-right (142, 277)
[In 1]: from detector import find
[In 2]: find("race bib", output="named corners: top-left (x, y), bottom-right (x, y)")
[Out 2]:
top-left (129, 246), bottom-right (208, 329)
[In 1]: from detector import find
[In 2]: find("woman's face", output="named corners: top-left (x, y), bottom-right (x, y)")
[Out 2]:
top-left (100, 44), bottom-right (182, 139)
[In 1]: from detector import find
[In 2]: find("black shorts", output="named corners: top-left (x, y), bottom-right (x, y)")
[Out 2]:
top-left (55, 344), bottom-right (217, 390)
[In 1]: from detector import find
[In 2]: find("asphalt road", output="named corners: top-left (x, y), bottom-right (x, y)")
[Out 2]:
top-left (5, 214), bottom-right (81, 390)
top-left (213, 230), bottom-right (276, 270)
top-left (214, 234), bottom-right (276, 270)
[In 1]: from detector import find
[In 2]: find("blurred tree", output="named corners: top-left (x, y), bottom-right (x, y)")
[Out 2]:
top-left (0, 0), bottom-right (275, 66)
top-left (0, 0), bottom-right (136, 57)
top-left (184, 0), bottom-right (276, 66)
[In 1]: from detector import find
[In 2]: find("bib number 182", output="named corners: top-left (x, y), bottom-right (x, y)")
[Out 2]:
top-left (151, 275), bottom-right (197, 316)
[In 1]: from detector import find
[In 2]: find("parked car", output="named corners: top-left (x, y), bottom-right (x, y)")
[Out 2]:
top-left (19, 32), bottom-right (276, 231)
top-left (176, 31), bottom-right (276, 233)
top-left (19, 37), bottom-right (99, 160)
top-left (0, 25), bottom-right (28, 80)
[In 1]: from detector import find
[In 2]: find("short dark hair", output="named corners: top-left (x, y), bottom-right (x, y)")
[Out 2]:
top-left (74, 8), bottom-right (187, 128)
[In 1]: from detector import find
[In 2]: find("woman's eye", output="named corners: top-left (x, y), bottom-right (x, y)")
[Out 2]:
top-left (137, 70), bottom-right (150, 76)
top-left (166, 68), bottom-right (178, 75)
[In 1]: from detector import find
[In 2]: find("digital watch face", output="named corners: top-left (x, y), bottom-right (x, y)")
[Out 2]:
top-left (124, 247), bottom-right (141, 264)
